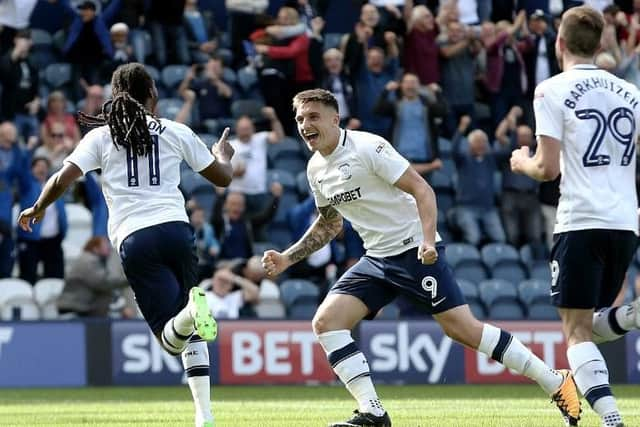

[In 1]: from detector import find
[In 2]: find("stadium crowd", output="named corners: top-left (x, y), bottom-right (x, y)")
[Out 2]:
top-left (0, 0), bottom-right (638, 322)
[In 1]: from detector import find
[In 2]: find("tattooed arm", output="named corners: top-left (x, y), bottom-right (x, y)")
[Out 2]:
top-left (261, 205), bottom-right (343, 276)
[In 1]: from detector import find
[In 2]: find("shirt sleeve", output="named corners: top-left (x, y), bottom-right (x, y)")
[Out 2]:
top-left (181, 127), bottom-right (216, 172)
top-left (64, 128), bottom-right (102, 173)
top-left (533, 82), bottom-right (564, 141)
top-left (361, 138), bottom-right (410, 184)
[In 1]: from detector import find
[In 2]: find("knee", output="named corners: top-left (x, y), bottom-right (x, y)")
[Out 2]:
top-left (312, 312), bottom-right (331, 336)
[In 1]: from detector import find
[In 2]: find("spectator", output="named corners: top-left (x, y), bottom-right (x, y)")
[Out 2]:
top-left (35, 121), bottom-right (74, 172)
top-left (147, 0), bottom-right (190, 67)
top-left (226, 0), bottom-right (269, 69)
top-left (107, 22), bottom-right (134, 72)
top-left (203, 267), bottom-right (260, 319)
top-left (78, 85), bottom-right (105, 132)
top-left (450, 116), bottom-right (506, 246)
top-left (495, 106), bottom-right (544, 252)
top-left (403, 3), bottom-right (440, 86)
top-left (40, 91), bottom-right (81, 150)
top-left (212, 184), bottom-right (281, 261)
top-left (0, 0), bottom-right (38, 55)
top-left (17, 157), bottom-right (67, 284)
top-left (57, 236), bottom-right (128, 317)
top-left (439, 20), bottom-right (480, 136)
top-left (374, 73), bottom-right (446, 178)
top-left (61, 0), bottom-right (122, 98)
top-left (481, 13), bottom-right (531, 131)
top-left (255, 7), bottom-right (314, 131)
top-left (353, 39), bottom-right (400, 138)
top-left (0, 121), bottom-right (25, 277)
top-left (178, 57), bottom-right (233, 133)
top-left (320, 48), bottom-right (360, 129)
top-left (0, 29), bottom-right (40, 140)
top-left (523, 10), bottom-right (560, 106)
top-left (228, 108), bottom-right (285, 213)
top-left (114, 0), bottom-right (147, 63)
top-left (190, 206), bottom-right (220, 281)
top-left (183, 0), bottom-right (219, 64)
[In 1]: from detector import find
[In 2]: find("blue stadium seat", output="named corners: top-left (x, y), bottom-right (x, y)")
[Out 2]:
top-left (519, 243), bottom-right (550, 268)
top-left (280, 279), bottom-right (319, 307)
top-left (482, 243), bottom-right (528, 282)
top-left (529, 263), bottom-right (552, 282)
top-left (31, 28), bottom-right (53, 46)
top-left (468, 301), bottom-right (486, 319)
top-left (144, 64), bottom-right (161, 85)
top-left (268, 137), bottom-right (302, 161)
top-left (267, 224), bottom-right (293, 249)
top-left (457, 278), bottom-right (481, 304)
top-left (272, 151), bottom-right (307, 175)
top-left (161, 64), bottom-right (189, 94)
top-left (296, 171), bottom-right (310, 196)
top-left (222, 67), bottom-right (237, 85)
top-left (454, 264), bottom-right (489, 283)
top-left (487, 301), bottom-right (525, 320)
top-left (273, 190), bottom-right (300, 224)
top-left (190, 186), bottom-right (217, 219)
top-left (217, 48), bottom-right (234, 67)
top-left (478, 279), bottom-right (518, 307)
top-left (438, 137), bottom-right (452, 157)
top-left (518, 279), bottom-right (550, 306)
top-left (44, 62), bottom-right (72, 89)
top-left (156, 98), bottom-right (184, 121)
top-left (441, 158), bottom-right (456, 177)
top-left (445, 243), bottom-right (482, 268)
top-left (237, 66), bottom-right (258, 92)
top-left (430, 170), bottom-right (455, 213)
top-left (323, 32), bottom-right (344, 50)
top-left (180, 169), bottom-right (210, 196)
top-left (289, 302), bottom-right (318, 319)
top-left (528, 303), bottom-right (560, 320)
top-left (197, 133), bottom-right (215, 148)
top-left (231, 99), bottom-right (265, 120)
top-left (267, 169), bottom-right (297, 192)
top-left (490, 263), bottom-right (528, 284)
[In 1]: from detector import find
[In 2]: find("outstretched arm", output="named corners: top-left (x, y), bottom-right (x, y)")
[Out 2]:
top-left (18, 162), bottom-right (83, 231)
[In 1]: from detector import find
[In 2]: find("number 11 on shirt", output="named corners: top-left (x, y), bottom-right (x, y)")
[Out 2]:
top-left (126, 134), bottom-right (161, 187)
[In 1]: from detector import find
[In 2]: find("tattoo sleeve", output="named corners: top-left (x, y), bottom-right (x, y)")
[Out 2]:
top-left (284, 205), bottom-right (343, 265)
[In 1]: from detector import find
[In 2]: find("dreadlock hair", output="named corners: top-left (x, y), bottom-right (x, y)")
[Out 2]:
top-left (78, 63), bottom-right (157, 156)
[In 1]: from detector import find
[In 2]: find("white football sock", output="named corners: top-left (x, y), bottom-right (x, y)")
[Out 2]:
top-left (161, 318), bottom-right (192, 355)
top-left (317, 330), bottom-right (385, 417)
top-left (567, 342), bottom-right (621, 425)
top-left (182, 336), bottom-right (213, 425)
top-left (477, 324), bottom-right (563, 394)
top-left (593, 305), bottom-right (634, 344)
top-left (174, 304), bottom-right (196, 335)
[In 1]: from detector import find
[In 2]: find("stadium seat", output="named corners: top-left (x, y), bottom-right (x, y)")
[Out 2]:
top-left (33, 278), bottom-right (65, 319)
top-left (528, 302), bottom-right (560, 320)
top-left (222, 67), bottom-right (237, 85)
top-left (296, 171), bottom-right (310, 196)
top-left (482, 243), bottom-right (528, 282)
top-left (478, 279), bottom-right (519, 307)
top-left (144, 64), bottom-right (161, 85)
top-left (267, 169), bottom-right (297, 192)
top-left (268, 137), bottom-right (302, 164)
top-left (518, 279), bottom-right (550, 307)
top-left (259, 280), bottom-right (281, 300)
top-left (279, 279), bottom-right (319, 307)
top-left (217, 48), bottom-right (234, 66)
top-left (430, 170), bottom-right (455, 212)
top-left (161, 64), bottom-right (189, 94)
top-left (441, 158), bottom-right (457, 177)
top-left (438, 137), bottom-right (452, 157)
top-left (180, 169), bottom-right (210, 196)
top-left (323, 32), bottom-right (344, 50)
top-left (489, 263), bottom-right (528, 284)
top-left (31, 29), bottom-right (58, 69)
top-left (156, 98), bottom-right (184, 122)
top-left (289, 301), bottom-right (318, 319)
top-left (190, 186), bottom-right (217, 219)
top-left (237, 66), bottom-right (258, 92)
top-left (31, 28), bottom-right (53, 46)
top-left (231, 99), bottom-right (265, 120)
top-left (254, 300), bottom-right (286, 318)
top-left (267, 224), bottom-right (293, 249)
top-left (0, 278), bottom-right (39, 321)
top-left (44, 62), bottom-right (72, 89)
top-left (468, 300), bottom-right (486, 319)
top-left (454, 264), bottom-right (489, 283)
top-left (445, 243), bottom-right (481, 268)
top-left (376, 303), bottom-right (399, 320)
top-left (529, 264), bottom-right (552, 282)
top-left (487, 301), bottom-right (526, 320)
top-left (519, 243), bottom-right (550, 268)
top-left (272, 151), bottom-right (308, 175)
top-left (457, 278), bottom-right (479, 302)
top-left (63, 203), bottom-right (92, 263)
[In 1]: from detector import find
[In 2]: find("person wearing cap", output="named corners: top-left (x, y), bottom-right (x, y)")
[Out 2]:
top-left (523, 9), bottom-right (559, 106)
top-left (0, 28), bottom-right (40, 141)
top-left (59, 0), bottom-right (122, 99)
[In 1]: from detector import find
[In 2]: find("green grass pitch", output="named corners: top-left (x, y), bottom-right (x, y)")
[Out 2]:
top-left (0, 385), bottom-right (639, 426)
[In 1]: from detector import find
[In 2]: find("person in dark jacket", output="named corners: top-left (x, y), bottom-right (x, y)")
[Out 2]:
top-left (320, 48), bottom-right (360, 130)
top-left (17, 157), bottom-right (67, 284)
top-left (147, 0), bottom-right (190, 67)
top-left (374, 72), bottom-right (446, 178)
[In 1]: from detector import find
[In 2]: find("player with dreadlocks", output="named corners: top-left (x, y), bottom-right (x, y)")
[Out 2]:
top-left (18, 63), bottom-right (234, 427)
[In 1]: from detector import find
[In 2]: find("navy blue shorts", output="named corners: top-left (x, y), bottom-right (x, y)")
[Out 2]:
top-left (550, 229), bottom-right (637, 309)
top-left (119, 221), bottom-right (199, 334)
top-left (329, 246), bottom-right (466, 319)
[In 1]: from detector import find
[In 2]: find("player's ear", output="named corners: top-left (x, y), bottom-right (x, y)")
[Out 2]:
top-left (333, 113), bottom-right (339, 126)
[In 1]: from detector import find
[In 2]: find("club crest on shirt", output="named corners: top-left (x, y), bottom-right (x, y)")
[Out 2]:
top-left (338, 163), bottom-right (352, 180)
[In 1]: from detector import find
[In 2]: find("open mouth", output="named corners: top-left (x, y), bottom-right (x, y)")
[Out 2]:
top-left (303, 130), bottom-right (319, 143)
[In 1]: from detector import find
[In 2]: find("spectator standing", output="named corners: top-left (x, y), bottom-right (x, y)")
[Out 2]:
top-left (17, 157), bottom-right (67, 284)
top-left (107, 22), bottom-right (134, 73)
top-left (0, 122), bottom-right (25, 277)
top-left (439, 20), bottom-right (480, 136)
top-left (226, 0), bottom-right (268, 69)
top-left (451, 116), bottom-right (506, 246)
top-left (57, 236), bottom-right (128, 317)
top-left (114, 0), bottom-right (147, 63)
top-left (320, 48), bottom-right (360, 129)
top-left (374, 73), bottom-right (446, 177)
top-left (147, 0), bottom-right (190, 67)
top-left (0, 0), bottom-right (38, 55)
top-left (403, 3), bottom-right (440, 85)
top-left (61, 0), bottom-right (122, 98)
top-left (0, 29), bottom-right (40, 140)
top-left (204, 267), bottom-right (260, 319)
top-left (190, 206), bottom-right (220, 282)
top-left (35, 121), bottom-right (75, 171)
top-left (183, 0), bottom-right (219, 64)
top-left (228, 108), bottom-right (285, 213)
top-left (524, 10), bottom-right (560, 104)
top-left (40, 91), bottom-right (81, 149)
top-left (495, 107), bottom-right (544, 252)
top-left (353, 38), bottom-right (400, 138)
top-left (178, 57), bottom-right (234, 133)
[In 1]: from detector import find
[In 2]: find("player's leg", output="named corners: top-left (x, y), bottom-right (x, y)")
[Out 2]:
top-left (552, 230), bottom-right (633, 427)
top-left (314, 256), bottom-right (394, 427)
top-left (392, 246), bottom-right (579, 424)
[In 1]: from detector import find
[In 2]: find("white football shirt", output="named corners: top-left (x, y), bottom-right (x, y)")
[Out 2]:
top-left (228, 131), bottom-right (269, 195)
top-left (534, 64), bottom-right (640, 234)
top-left (308, 129), bottom-right (441, 258)
top-left (65, 117), bottom-right (215, 251)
